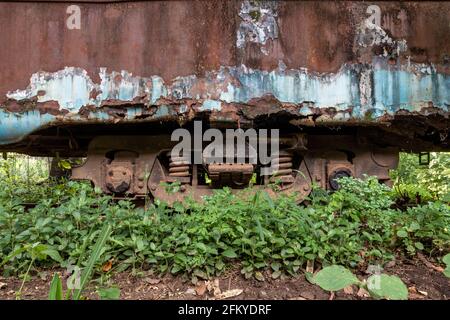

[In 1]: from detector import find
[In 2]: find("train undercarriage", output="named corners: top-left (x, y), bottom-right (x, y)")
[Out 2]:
top-left (0, 0), bottom-right (448, 203)
top-left (2, 111), bottom-right (447, 203)
top-left (66, 128), bottom-right (399, 203)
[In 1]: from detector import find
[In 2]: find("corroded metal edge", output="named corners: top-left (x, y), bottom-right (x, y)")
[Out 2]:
top-left (0, 58), bottom-right (448, 146)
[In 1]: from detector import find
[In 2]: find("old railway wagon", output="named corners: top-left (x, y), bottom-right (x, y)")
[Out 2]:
top-left (0, 0), bottom-right (449, 202)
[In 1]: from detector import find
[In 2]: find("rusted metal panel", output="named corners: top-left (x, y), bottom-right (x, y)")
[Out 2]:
top-left (0, 1), bottom-right (449, 151)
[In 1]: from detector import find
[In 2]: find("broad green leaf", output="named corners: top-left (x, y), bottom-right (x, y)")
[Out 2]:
top-left (443, 267), bottom-right (450, 278)
top-left (396, 230), bottom-right (408, 238)
top-left (305, 272), bottom-right (315, 284)
top-left (0, 246), bottom-right (29, 268)
top-left (193, 269), bottom-right (208, 279)
top-left (271, 270), bottom-right (281, 279)
top-left (171, 264), bottom-right (182, 274)
top-left (42, 248), bottom-right (63, 263)
top-left (222, 249), bottom-right (238, 259)
top-left (312, 265), bottom-right (359, 292)
top-left (30, 243), bottom-right (49, 260)
top-left (271, 262), bottom-right (281, 271)
top-left (367, 274), bottom-right (408, 300)
top-left (409, 222), bottom-right (420, 231)
top-left (58, 160), bottom-right (72, 170)
top-left (215, 260), bottom-right (225, 270)
top-left (442, 253), bottom-right (450, 266)
top-left (443, 254), bottom-right (450, 278)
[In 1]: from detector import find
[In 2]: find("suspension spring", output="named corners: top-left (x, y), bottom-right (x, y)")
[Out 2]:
top-left (167, 151), bottom-right (190, 177)
top-left (270, 150), bottom-right (294, 184)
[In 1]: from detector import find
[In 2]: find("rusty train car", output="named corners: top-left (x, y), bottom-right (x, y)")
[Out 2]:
top-left (0, 1), bottom-right (449, 202)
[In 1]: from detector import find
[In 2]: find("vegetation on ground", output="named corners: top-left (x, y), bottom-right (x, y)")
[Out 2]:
top-left (0, 152), bottom-right (449, 299)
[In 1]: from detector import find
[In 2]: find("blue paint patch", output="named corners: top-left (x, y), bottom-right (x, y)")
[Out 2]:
top-left (151, 77), bottom-right (167, 104)
top-left (152, 105), bottom-right (170, 118)
top-left (199, 100), bottom-right (222, 111)
top-left (220, 67), bottom-right (355, 109)
top-left (0, 110), bottom-right (54, 145)
top-left (373, 67), bottom-right (450, 113)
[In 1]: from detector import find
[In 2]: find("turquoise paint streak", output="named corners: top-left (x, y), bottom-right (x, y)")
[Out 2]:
top-left (0, 110), bottom-right (54, 145)
top-left (0, 105), bottom-right (180, 145)
top-left (220, 68), bottom-right (356, 109)
top-left (199, 100), bottom-right (222, 111)
top-left (373, 69), bottom-right (450, 113)
top-left (151, 77), bottom-right (167, 104)
top-left (37, 72), bottom-right (91, 111)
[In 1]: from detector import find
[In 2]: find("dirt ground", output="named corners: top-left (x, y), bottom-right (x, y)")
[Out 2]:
top-left (0, 256), bottom-right (449, 300)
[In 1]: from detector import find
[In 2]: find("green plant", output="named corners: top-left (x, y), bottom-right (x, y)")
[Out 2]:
top-left (308, 265), bottom-right (359, 291)
top-left (366, 274), bottom-right (408, 300)
top-left (442, 253), bottom-right (450, 278)
top-left (391, 152), bottom-right (450, 202)
top-left (48, 223), bottom-right (112, 300)
top-left (160, 181), bottom-right (182, 194)
top-left (309, 265), bottom-right (408, 300)
top-left (12, 243), bottom-right (62, 299)
top-left (73, 223), bottom-right (112, 300)
top-left (48, 273), bottom-right (63, 300)
top-left (0, 151), bottom-right (449, 287)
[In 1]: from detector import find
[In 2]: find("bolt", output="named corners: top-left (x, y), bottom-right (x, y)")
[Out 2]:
top-left (138, 182), bottom-right (144, 188)
top-left (303, 185), bottom-right (310, 191)
top-left (180, 185), bottom-right (186, 192)
top-left (150, 185), bottom-right (157, 191)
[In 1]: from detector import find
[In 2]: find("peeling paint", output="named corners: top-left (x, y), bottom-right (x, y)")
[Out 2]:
top-left (0, 57), bottom-right (448, 146)
top-left (7, 68), bottom-right (95, 111)
top-left (0, 109), bottom-right (54, 145)
top-left (199, 99), bottom-right (222, 111)
top-left (236, 0), bottom-right (278, 55)
top-left (357, 19), bottom-right (408, 59)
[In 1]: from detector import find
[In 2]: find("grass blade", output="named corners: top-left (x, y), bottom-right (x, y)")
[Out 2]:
top-left (48, 273), bottom-right (63, 300)
top-left (72, 223), bottom-right (112, 300)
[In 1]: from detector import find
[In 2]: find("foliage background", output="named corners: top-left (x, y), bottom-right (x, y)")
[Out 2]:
top-left (0, 152), bottom-right (449, 282)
